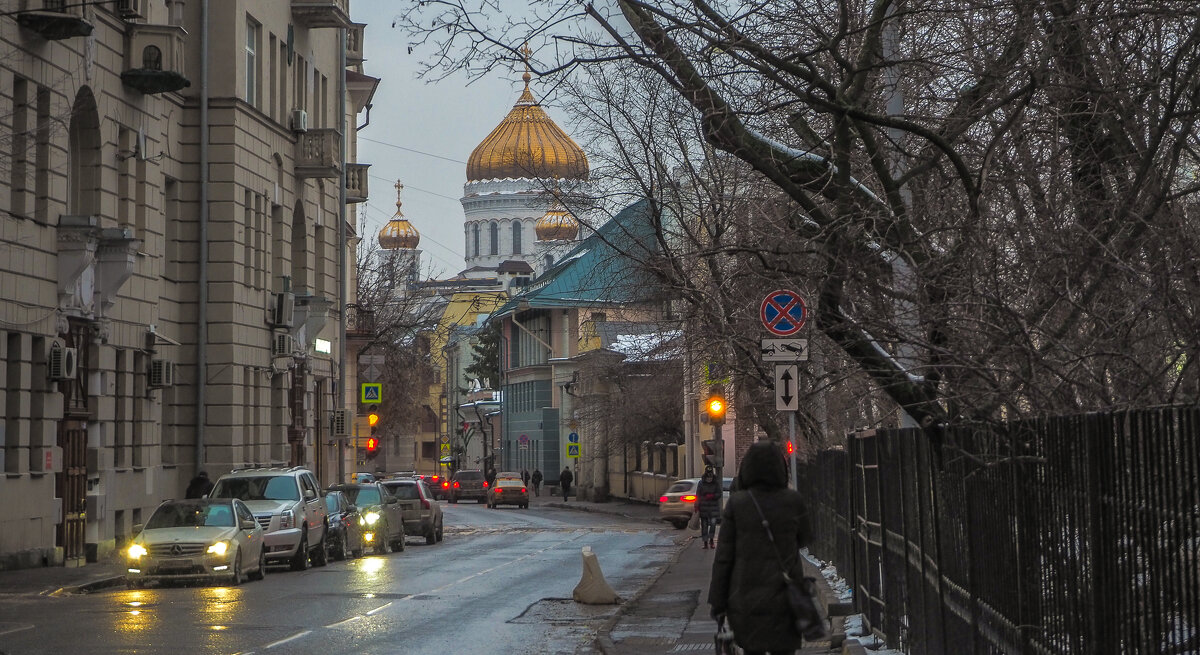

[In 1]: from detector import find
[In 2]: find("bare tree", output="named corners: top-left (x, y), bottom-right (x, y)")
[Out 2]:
top-left (395, 1), bottom-right (1200, 435)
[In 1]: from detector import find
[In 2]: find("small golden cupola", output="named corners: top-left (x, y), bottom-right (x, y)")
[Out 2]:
top-left (378, 181), bottom-right (420, 250)
top-left (536, 199), bottom-right (579, 241)
top-left (466, 45), bottom-right (589, 183)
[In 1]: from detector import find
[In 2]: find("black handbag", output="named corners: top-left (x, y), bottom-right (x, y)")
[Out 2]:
top-left (746, 490), bottom-right (830, 641)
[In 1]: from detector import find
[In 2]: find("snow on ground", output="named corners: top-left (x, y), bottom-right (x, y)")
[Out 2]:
top-left (803, 549), bottom-right (904, 655)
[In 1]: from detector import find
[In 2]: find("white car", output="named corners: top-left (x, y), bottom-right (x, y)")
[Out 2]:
top-left (125, 498), bottom-right (266, 586)
top-left (209, 467), bottom-right (329, 570)
top-left (658, 477), bottom-right (733, 529)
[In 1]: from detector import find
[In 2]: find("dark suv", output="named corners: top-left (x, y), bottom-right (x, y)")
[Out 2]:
top-left (448, 469), bottom-right (488, 504)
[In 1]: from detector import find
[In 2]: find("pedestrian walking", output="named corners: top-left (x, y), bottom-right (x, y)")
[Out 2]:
top-left (531, 468), bottom-right (543, 496)
top-left (185, 470), bottom-right (213, 499)
top-left (522, 468), bottom-right (530, 486)
top-left (709, 441), bottom-right (812, 655)
top-left (559, 466), bottom-right (573, 501)
top-left (486, 467), bottom-right (497, 488)
top-left (696, 466), bottom-right (722, 549)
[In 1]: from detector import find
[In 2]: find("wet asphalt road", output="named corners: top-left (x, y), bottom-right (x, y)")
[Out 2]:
top-left (0, 501), bottom-right (677, 655)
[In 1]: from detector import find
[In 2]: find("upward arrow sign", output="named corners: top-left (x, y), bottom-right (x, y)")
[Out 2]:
top-left (775, 364), bottom-right (799, 411)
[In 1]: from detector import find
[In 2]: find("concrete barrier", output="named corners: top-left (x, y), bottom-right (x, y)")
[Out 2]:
top-left (572, 546), bottom-right (621, 605)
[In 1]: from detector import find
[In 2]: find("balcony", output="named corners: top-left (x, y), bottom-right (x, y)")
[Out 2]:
top-left (16, 1), bottom-right (93, 40)
top-left (294, 129), bottom-right (342, 179)
top-left (121, 24), bottom-right (190, 95)
top-left (346, 304), bottom-right (375, 342)
top-left (346, 163), bottom-right (370, 203)
top-left (291, 0), bottom-right (351, 29)
top-left (346, 23), bottom-right (365, 65)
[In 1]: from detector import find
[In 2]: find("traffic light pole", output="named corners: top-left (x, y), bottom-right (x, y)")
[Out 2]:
top-left (712, 423), bottom-right (723, 490)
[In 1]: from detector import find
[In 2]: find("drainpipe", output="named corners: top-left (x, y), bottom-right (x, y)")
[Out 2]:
top-left (195, 0), bottom-right (210, 475)
top-left (336, 25), bottom-right (348, 484)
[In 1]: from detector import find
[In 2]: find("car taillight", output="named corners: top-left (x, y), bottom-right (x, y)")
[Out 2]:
top-left (522, 488), bottom-right (527, 493)
top-left (483, 481), bottom-right (489, 488)
top-left (659, 495), bottom-right (668, 503)
top-left (442, 481), bottom-right (449, 489)
top-left (421, 498), bottom-right (431, 509)
top-left (453, 481), bottom-right (460, 488)
top-left (682, 495), bottom-right (697, 502)
top-left (431, 476), bottom-right (439, 483)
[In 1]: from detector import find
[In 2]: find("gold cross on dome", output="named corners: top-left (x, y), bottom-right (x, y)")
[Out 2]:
top-left (394, 180), bottom-right (404, 212)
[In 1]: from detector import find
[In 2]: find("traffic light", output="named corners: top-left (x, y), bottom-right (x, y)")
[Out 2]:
top-left (701, 439), bottom-right (724, 468)
top-left (704, 386), bottom-right (726, 425)
top-left (368, 412), bottom-right (380, 432)
top-left (786, 440), bottom-right (794, 455)
top-left (365, 436), bottom-right (379, 460)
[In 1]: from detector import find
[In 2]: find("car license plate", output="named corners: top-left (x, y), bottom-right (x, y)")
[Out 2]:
top-left (160, 559), bottom-right (191, 570)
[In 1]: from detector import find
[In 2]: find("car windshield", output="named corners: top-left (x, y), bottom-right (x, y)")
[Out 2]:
top-left (146, 502), bottom-right (236, 529)
top-left (384, 483), bottom-right (419, 500)
top-left (666, 481), bottom-right (695, 494)
top-left (339, 486), bottom-right (382, 506)
top-left (455, 471), bottom-right (482, 480)
top-left (210, 475), bottom-right (301, 501)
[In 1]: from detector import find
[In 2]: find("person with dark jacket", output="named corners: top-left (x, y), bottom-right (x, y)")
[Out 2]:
top-left (559, 467), bottom-right (573, 501)
top-left (185, 470), bottom-right (214, 499)
top-left (696, 466), bottom-right (722, 549)
top-left (531, 468), bottom-right (543, 496)
top-left (709, 441), bottom-right (812, 654)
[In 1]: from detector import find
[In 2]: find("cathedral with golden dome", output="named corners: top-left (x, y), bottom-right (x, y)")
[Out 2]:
top-left (460, 56), bottom-right (588, 279)
top-left (377, 181), bottom-right (423, 287)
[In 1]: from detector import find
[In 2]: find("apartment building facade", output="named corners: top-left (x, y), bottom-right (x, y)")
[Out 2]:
top-left (0, 0), bottom-right (375, 568)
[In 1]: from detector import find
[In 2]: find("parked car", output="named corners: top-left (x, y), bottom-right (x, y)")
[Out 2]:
top-left (125, 498), bottom-right (266, 586)
top-left (487, 478), bottom-right (529, 509)
top-left (209, 467), bottom-right (329, 570)
top-left (324, 490), bottom-right (362, 560)
top-left (658, 477), bottom-right (733, 529)
top-left (380, 478), bottom-right (444, 544)
top-left (327, 482), bottom-right (405, 554)
top-left (448, 469), bottom-right (489, 504)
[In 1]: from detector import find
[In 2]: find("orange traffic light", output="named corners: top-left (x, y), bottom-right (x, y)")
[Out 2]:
top-left (367, 412), bottom-right (380, 428)
top-left (705, 386), bottom-right (726, 425)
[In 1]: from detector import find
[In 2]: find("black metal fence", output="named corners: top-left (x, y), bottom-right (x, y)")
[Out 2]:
top-left (797, 406), bottom-right (1200, 655)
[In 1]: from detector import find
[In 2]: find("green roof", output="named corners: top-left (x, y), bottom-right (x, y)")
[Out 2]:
top-left (494, 199), bottom-right (660, 316)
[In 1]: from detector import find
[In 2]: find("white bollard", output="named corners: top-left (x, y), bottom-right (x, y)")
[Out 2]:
top-left (572, 546), bottom-right (621, 605)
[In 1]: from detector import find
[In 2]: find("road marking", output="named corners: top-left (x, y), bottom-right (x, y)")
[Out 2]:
top-left (365, 602), bottom-right (392, 615)
top-left (325, 615), bottom-right (362, 628)
top-left (0, 624), bottom-right (34, 637)
top-left (262, 630), bottom-right (311, 649)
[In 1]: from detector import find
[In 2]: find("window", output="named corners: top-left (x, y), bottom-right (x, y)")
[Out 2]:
top-left (245, 18), bottom-right (260, 106)
top-left (512, 221), bottom-right (522, 254)
top-left (489, 221), bottom-right (498, 255)
top-left (142, 46), bottom-right (162, 70)
top-left (473, 223), bottom-right (481, 257)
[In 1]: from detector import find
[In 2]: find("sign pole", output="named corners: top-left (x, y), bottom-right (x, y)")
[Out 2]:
top-left (789, 411), bottom-right (797, 490)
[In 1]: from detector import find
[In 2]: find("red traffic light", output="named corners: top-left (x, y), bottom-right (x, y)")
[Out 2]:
top-left (366, 437), bottom-right (378, 451)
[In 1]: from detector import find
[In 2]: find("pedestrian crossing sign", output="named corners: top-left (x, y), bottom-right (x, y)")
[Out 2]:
top-left (361, 383), bottom-right (381, 404)
top-left (566, 444), bottom-right (580, 458)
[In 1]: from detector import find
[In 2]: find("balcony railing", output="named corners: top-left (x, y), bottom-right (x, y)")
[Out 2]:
top-left (346, 304), bottom-right (375, 341)
top-left (346, 163), bottom-right (370, 203)
top-left (295, 129), bottom-right (342, 179)
top-left (291, 0), bottom-right (351, 29)
top-left (346, 23), bottom-right (365, 64)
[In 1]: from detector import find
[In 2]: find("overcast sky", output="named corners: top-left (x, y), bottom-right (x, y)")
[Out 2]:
top-left (350, 4), bottom-right (571, 277)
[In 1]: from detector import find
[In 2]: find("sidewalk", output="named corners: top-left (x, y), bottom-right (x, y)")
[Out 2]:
top-left (538, 492), bottom-right (851, 655)
top-left (0, 559), bottom-right (125, 597)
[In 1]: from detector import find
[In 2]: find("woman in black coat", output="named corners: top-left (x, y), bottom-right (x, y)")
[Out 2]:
top-left (695, 466), bottom-right (722, 549)
top-left (708, 441), bottom-right (812, 654)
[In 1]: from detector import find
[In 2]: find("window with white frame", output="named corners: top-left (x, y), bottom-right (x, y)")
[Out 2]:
top-left (245, 18), bottom-right (260, 106)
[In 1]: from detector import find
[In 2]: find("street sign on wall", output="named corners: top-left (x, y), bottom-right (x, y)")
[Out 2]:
top-left (760, 290), bottom-right (807, 336)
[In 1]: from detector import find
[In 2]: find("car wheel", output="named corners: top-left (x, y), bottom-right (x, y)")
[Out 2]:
top-left (248, 547), bottom-right (267, 581)
top-left (671, 519), bottom-right (687, 530)
top-left (393, 528), bottom-right (406, 552)
top-left (351, 543), bottom-right (364, 558)
top-left (375, 532), bottom-right (389, 555)
top-left (425, 524), bottom-right (436, 545)
top-left (450, 496), bottom-right (457, 504)
top-left (291, 533), bottom-right (311, 571)
top-left (332, 532), bottom-right (346, 561)
top-left (522, 503), bottom-right (529, 509)
top-left (312, 533), bottom-right (328, 567)
top-left (436, 519), bottom-right (444, 542)
top-left (230, 549), bottom-right (244, 586)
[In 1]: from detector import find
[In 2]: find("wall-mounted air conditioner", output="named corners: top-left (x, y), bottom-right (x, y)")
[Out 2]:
top-left (116, 0), bottom-right (146, 19)
top-left (290, 109), bottom-right (308, 133)
top-left (48, 343), bottom-right (78, 381)
top-left (269, 291), bottom-right (295, 328)
top-left (148, 359), bottom-right (176, 388)
top-left (332, 409), bottom-right (351, 436)
top-left (273, 332), bottom-right (294, 357)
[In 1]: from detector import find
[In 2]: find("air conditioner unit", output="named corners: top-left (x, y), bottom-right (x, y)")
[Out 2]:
top-left (116, 0), bottom-right (145, 20)
top-left (48, 344), bottom-right (78, 381)
top-left (332, 409), bottom-right (351, 436)
top-left (273, 332), bottom-right (294, 357)
top-left (148, 359), bottom-right (175, 388)
top-left (269, 291), bottom-right (295, 328)
top-left (290, 109), bottom-right (308, 133)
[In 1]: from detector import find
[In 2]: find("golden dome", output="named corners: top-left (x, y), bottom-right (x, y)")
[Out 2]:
top-left (536, 201), bottom-right (579, 241)
top-left (379, 180), bottom-right (420, 250)
top-left (466, 73), bottom-right (589, 183)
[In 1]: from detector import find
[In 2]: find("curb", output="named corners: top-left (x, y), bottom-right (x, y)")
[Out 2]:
top-left (594, 534), bottom-right (695, 655)
top-left (544, 501), bottom-right (664, 525)
top-left (49, 574), bottom-right (127, 596)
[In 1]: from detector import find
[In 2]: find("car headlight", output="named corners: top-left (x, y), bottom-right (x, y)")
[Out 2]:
top-left (127, 544), bottom-right (147, 559)
top-left (362, 512), bottom-right (380, 525)
top-left (280, 509), bottom-right (295, 529)
top-left (207, 541), bottom-right (229, 556)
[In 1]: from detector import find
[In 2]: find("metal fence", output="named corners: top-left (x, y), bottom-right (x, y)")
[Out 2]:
top-left (797, 406), bottom-right (1200, 655)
